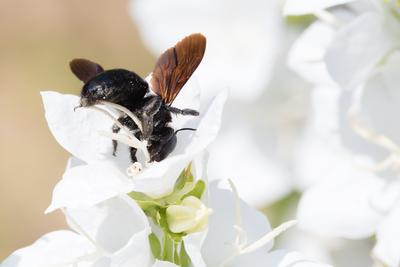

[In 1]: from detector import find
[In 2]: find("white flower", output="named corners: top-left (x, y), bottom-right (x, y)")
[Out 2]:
top-left (129, 0), bottom-right (282, 101)
top-left (288, 0), bottom-right (400, 90)
top-left (1, 195), bottom-right (163, 267)
top-left (324, 2), bottom-right (400, 90)
top-left (41, 87), bottom-right (227, 212)
top-left (287, 21), bottom-right (336, 85)
top-left (182, 181), bottom-right (331, 267)
top-left (286, 1), bottom-right (400, 266)
top-left (1, 178), bottom-right (330, 267)
top-left (294, 78), bottom-right (400, 266)
top-left (295, 87), bottom-right (384, 237)
top-left (283, 0), bottom-right (356, 16)
top-left (373, 203), bottom-right (400, 267)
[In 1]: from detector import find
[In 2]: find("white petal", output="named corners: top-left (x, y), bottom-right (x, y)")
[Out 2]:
top-left (65, 156), bottom-right (85, 170)
top-left (294, 86), bottom-right (344, 190)
top-left (359, 51), bottom-right (400, 145)
top-left (91, 229), bottom-right (153, 267)
top-left (1, 230), bottom-right (96, 267)
top-left (272, 250), bottom-right (333, 267)
top-left (283, 0), bottom-right (355, 15)
top-left (107, 229), bottom-right (153, 267)
top-left (130, 0), bottom-right (281, 101)
top-left (298, 174), bottom-right (384, 239)
top-left (183, 90), bottom-right (227, 155)
top-left (183, 232), bottom-right (208, 267)
top-left (41, 91), bottom-right (119, 163)
top-left (373, 202), bottom-right (400, 267)
top-left (152, 260), bottom-right (179, 267)
top-left (288, 21), bottom-right (335, 85)
top-left (201, 181), bottom-right (272, 266)
top-left (46, 161), bottom-right (133, 212)
top-left (169, 75), bottom-right (201, 131)
top-left (230, 250), bottom-right (333, 267)
top-left (132, 154), bottom-right (192, 198)
top-left (65, 195), bottom-right (150, 255)
top-left (325, 12), bottom-right (395, 89)
top-left (229, 249), bottom-right (287, 266)
top-left (132, 90), bottom-right (227, 198)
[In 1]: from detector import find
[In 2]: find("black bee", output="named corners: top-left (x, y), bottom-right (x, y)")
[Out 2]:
top-left (70, 33), bottom-right (206, 163)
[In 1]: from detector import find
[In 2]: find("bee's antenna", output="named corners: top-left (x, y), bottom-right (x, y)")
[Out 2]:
top-left (174, 128), bottom-right (197, 135)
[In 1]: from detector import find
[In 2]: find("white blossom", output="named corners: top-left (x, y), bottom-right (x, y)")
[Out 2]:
top-left (41, 86), bottom-right (226, 212)
top-left (286, 1), bottom-right (400, 265)
top-left (1, 195), bottom-right (157, 267)
top-left (182, 181), bottom-right (331, 267)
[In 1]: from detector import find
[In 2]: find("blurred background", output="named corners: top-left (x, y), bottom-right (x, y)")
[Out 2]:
top-left (0, 0), bottom-right (156, 258)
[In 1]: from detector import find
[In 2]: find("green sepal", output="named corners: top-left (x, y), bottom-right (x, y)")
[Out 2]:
top-left (128, 191), bottom-right (166, 209)
top-left (148, 233), bottom-right (161, 260)
top-left (183, 180), bottom-right (206, 199)
top-left (180, 242), bottom-right (192, 267)
top-left (162, 232), bottom-right (174, 262)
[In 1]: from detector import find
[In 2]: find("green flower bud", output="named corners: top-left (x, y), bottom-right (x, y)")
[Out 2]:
top-left (166, 196), bottom-right (212, 234)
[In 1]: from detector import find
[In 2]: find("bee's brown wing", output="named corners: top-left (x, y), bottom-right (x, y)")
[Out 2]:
top-left (70, 58), bottom-right (104, 83)
top-left (150, 33), bottom-right (206, 104)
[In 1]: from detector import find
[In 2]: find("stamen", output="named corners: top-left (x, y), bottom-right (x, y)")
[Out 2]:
top-left (217, 180), bottom-right (297, 267)
top-left (348, 106), bottom-right (400, 172)
top-left (98, 101), bottom-right (143, 133)
top-left (227, 179), bottom-right (247, 246)
top-left (98, 131), bottom-right (151, 163)
top-left (98, 131), bottom-right (142, 150)
top-left (314, 10), bottom-right (342, 28)
top-left (239, 220), bottom-right (297, 255)
top-left (84, 106), bottom-right (151, 163)
top-left (87, 106), bottom-right (137, 140)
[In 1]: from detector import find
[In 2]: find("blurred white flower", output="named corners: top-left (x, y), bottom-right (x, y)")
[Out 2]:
top-left (283, 0), bottom-right (355, 16)
top-left (294, 85), bottom-right (383, 236)
top-left (290, 41), bottom-right (400, 267)
top-left (287, 21), bottom-right (335, 85)
top-left (324, 1), bottom-right (400, 90)
top-left (41, 88), bottom-right (226, 211)
top-left (287, 0), bottom-right (400, 90)
top-left (130, 0), bottom-right (282, 101)
top-left (286, 0), bottom-right (400, 265)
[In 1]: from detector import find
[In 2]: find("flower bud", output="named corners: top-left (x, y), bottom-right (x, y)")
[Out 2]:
top-left (166, 196), bottom-right (212, 234)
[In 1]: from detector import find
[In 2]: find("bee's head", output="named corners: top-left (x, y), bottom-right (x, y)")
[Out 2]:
top-left (79, 80), bottom-right (106, 107)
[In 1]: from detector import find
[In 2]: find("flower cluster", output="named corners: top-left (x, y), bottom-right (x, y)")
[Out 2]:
top-left (1, 72), bottom-right (331, 266)
top-left (285, 0), bottom-right (400, 266)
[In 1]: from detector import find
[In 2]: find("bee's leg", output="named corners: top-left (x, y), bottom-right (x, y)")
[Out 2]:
top-left (112, 123), bottom-right (121, 156)
top-left (167, 106), bottom-right (199, 116)
top-left (129, 147), bottom-right (138, 163)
